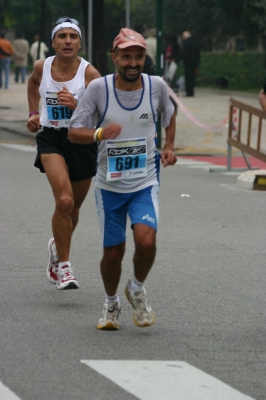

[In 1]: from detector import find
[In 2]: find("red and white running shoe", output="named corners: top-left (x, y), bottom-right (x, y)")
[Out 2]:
top-left (56, 264), bottom-right (79, 290)
top-left (47, 238), bottom-right (58, 284)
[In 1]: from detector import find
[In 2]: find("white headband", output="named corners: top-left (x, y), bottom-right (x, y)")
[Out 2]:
top-left (51, 22), bottom-right (82, 39)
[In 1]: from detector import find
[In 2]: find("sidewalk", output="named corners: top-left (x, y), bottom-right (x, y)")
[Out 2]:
top-left (0, 72), bottom-right (264, 155)
top-left (170, 86), bottom-right (264, 155)
top-left (0, 73), bottom-right (32, 138)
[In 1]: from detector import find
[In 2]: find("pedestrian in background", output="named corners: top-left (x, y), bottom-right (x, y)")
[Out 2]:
top-left (145, 28), bottom-right (157, 67)
top-left (30, 34), bottom-right (49, 64)
top-left (68, 28), bottom-right (177, 330)
top-left (179, 31), bottom-right (200, 97)
top-left (26, 16), bottom-right (100, 290)
top-left (142, 52), bottom-right (156, 75)
top-left (0, 32), bottom-right (15, 89)
top-left (13, 32), bottom-right (30, 83)
top-left (163, 34), bottom-right (180, 87)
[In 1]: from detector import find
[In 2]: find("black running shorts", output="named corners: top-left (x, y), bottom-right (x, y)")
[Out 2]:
top-left (34, 127), bottom-right (97, 182)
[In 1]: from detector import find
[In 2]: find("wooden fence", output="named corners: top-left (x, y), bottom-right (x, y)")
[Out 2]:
top-left (227, 98), bottom-right (266, 166)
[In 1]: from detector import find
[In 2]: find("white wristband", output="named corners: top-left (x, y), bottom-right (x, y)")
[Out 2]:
top-left (93, 129), bottom-right (99, 142)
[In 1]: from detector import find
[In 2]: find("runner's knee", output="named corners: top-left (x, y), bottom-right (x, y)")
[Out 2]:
top-left (103, 244), bottom-right (125, 264)
top-left (55, 193), bottom-right (74, 215)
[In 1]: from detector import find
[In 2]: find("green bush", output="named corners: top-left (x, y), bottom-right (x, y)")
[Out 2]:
top-left (176, 52), bottom-right (266, 91)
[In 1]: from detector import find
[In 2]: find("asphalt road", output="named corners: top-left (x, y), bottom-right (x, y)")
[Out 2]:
top-left (0, 137), bottom-right (265, 400)
top-left (0, 128), bottom-right (35, 145)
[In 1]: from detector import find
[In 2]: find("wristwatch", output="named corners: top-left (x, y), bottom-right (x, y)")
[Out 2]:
top-left (73, 93), bottom-right (79, 108)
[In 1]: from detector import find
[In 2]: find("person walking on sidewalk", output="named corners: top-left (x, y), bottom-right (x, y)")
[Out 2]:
top-left (13, 32), bottom-right (30, 83)
top-left (0, 32), bottom-right (15, 89)
top-left (26, 16), bottom-right (101, 290)
top-left (68, 28), bottom-right (177, 329)
top-left (30, 34), bottom-right (49, 63)
top-left (179, 31), bottom-right (200, 97)
top-left (145, 28), bottom-right (157, 67)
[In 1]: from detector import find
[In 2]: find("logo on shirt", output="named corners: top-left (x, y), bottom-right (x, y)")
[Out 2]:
top-left (142, 214), bottom-right (155, 223)
top-left (50, 120), bottom-right (59, 126)
top-left (139, 114), bottom-right (148, 119)
top-left (107, 145), bottom-right (146, 156)
top-left (46, 98), bottom-right (58, 105)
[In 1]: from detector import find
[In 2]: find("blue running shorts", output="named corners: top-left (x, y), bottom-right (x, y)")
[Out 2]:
top-left (95, 185), bottom-right (160, 247)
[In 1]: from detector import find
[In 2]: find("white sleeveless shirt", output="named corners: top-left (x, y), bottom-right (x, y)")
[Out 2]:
top-left (39, 56), bottom-right (89, 129)
top-left (96, 74), bottom-right (160, 193)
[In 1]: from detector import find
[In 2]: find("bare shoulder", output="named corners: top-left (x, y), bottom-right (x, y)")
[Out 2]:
top-left (85, 64), bottom-right (101, 86)
top-left (29, 59), bottom-right (45, 83)
top-left (34, 59), bottom-right (45, 73)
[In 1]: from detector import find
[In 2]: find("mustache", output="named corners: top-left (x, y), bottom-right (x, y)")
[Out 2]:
top-left (125, 66), bottom-right (141, 71)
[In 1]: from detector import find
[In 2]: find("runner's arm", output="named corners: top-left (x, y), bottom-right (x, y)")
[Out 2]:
top-left (259, 89), bottom-right (266, 113)
top-left (161, 111), bottom-right (177, 167)
top-left (27, 60), bottom-right (43, 133)
top-left (68, 123), bottom-right (122, 144)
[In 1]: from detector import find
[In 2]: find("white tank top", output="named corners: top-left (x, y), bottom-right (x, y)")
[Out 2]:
top-left (39, 56), bottom-right (89, 129)
top-left (95, 73), bottom-right (160, 193)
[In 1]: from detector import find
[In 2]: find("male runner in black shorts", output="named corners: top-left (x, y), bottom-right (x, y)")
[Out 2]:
top-left (27, 16), bottom-right (101, 290)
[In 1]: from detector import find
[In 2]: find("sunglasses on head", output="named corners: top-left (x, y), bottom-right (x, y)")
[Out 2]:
top-left (54, 17), bottom-right (79, 26)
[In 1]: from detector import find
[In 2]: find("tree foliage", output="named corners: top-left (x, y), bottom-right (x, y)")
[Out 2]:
top-left (250, 0), bottom-right (266, 38)
top-left (130, 0), bottom-right (263, 51)
top-left (0, 0), bottom-right (109, 73)
top-left (0, 0), bottom-right (84, 44)
top-left (0, 0), bottom-right (265, 57)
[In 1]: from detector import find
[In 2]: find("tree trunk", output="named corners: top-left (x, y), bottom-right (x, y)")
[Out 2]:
top-left (81, 0), bottom-right (108, 75)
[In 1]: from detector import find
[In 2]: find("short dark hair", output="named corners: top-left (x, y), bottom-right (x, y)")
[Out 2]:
top-left (52, 16), bottom-right (80, 29)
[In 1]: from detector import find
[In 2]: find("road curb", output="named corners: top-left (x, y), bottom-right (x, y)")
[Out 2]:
top-left (237, 169), bottom-right (266, 190)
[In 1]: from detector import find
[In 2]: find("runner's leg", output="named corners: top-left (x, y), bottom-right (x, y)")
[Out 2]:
top-left (41, 153), bottom-right (74, 263)
top-left (100, 243), bottom-right (125, 296)
top-left (71, 178), bottom-right (92, 230)
top-left (133, 224), bottom-right (156, 282)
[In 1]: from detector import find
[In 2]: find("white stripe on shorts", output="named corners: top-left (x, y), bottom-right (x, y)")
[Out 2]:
top-left (95, 187), bottom-right (105, 246)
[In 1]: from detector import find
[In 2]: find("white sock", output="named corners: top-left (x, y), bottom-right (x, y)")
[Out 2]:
top-left (129, 276), bottom-right (145, 293)
top-left (58, 261), bottom-right (71, 269)
top-left (105, 294), bottom-right (120, 305)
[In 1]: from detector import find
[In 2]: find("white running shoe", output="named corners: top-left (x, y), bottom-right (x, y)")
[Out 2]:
top-left (56, 264), bottom-right (79, 290)
top-left (47, 238), bottom-right (58, 284)
top-left (125, 280), bottom-right (156, 327)
top-left (97, 302), bottom-right (121, 330)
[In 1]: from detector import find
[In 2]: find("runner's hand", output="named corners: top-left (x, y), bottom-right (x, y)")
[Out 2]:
top-left (101, 123), bottom-right (122, 140)
top-left (27, 115), bottom-right (41, 133)
top-left (161, 149), bottom-right (177, 167)
top-left (57, 86), bottom-right (76, 110)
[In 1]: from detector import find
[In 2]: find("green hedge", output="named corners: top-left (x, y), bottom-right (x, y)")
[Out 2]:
top-left (177, 52), bottom-right (266, 91)
top-left (27, 51), bottom-right (264, 92)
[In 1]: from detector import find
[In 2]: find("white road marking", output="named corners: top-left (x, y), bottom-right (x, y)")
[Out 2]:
top-left (81, 360), bottom-right (255, 400)
top-left (222, 172), bottom-right (243, 176)
top-left (177, 160), bottom-right (212, 166)
top-left (189, 165), bottom-right (214, 169)
top-left (0, 144), bottom-right (36, 152)
top-left (0, 382), bottom-right (22, 400)
top-left (177, 158), bottom-right (223, 171)
top-left (177, 158), bottom-right (242, 174)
